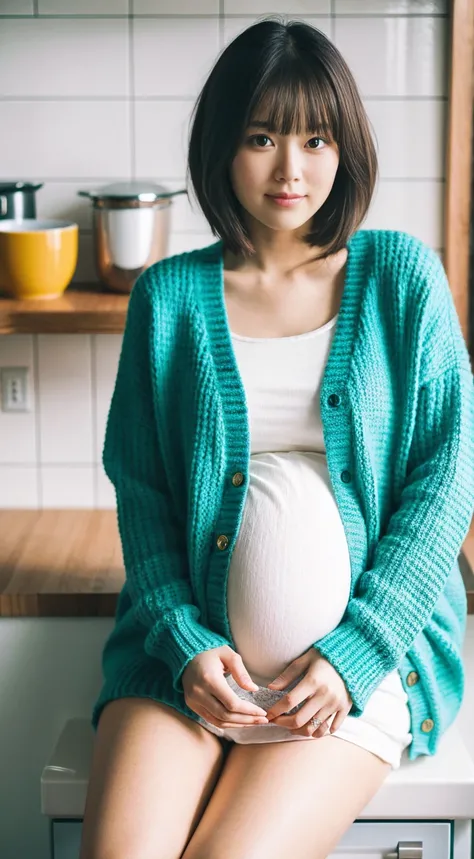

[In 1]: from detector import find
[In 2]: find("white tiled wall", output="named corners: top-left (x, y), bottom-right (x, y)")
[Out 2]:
top-left (0, 0), bottom-right (448, 508)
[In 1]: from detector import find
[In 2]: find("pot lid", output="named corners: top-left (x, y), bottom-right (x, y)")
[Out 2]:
top-left (78, 181), bottom-right (176, 201)
top-left (0, 181), bottom-right (44, 193)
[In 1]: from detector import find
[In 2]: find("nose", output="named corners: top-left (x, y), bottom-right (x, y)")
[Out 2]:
top-left (274, 141), bottom-right (303, 183)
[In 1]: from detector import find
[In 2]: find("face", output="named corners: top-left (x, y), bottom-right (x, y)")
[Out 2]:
top-left (229, 114), bottom-right (340, 238)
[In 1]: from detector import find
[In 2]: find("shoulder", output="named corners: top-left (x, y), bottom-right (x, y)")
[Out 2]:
top-left (353, 230), bottom-right (465, 380)
top-left (352, 228), bottom-right (442, 283)
top-left (130, 240), bottom-right (221, 305)
top-left (367, 231), bottom-right (471, 380)
top-left (353, 229), bottom-right (449, 322)
top-left (131, 247), bottom-right (194, 301)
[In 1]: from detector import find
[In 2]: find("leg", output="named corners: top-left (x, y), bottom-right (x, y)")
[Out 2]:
top-left (79, 697), bottom-right (230, 859)
top-left (182, 735), bottom-right (392, 859)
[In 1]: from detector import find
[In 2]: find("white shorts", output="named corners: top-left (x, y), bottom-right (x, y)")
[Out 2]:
top-left (197, 668), bottom-right (413, 770)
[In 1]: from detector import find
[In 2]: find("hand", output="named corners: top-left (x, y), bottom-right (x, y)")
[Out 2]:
top-left (182, 645), bottom-right (270, 730)
top-left (265, 648), bottom-right (353, 738)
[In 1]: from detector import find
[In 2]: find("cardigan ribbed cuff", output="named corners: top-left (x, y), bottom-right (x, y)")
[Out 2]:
top-left (313, 620), bottom-right (393, 717)
top-left (144, 615), bottom-right (233, 693)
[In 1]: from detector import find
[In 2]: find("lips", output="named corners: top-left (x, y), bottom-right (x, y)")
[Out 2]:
top-left (266, 194), bottom-right (305, 207)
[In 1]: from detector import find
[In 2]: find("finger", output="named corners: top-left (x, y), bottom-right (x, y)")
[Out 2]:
top-left (197, 703), bottom-right (269, 729)
top-left (267, 662), bottom-right (305, 690)
top-left (222, 650), bottom-right (259, 692)
top-left (207, 686), bottom-right (268, 719)
top-left (291, 712), bottom-right (339, 737)
top-left (271, 700), bottom-right (335, 730)
top-left (266, 682), bottom-right (313, 721)
top-left (288, 719), bottom-right (329, 738)
top-left (329, 709), bottom-right (350, 733)
top-left (308, 712), bottom-right (340, 738)
top-left (193, 672), bottom-right (267, 717)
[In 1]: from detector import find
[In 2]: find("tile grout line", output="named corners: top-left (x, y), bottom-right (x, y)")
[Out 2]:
top-left (0, 96), bottom-right (450, 101)
top-left (90, 334), bottom-right (98, 509)
top-left (219, 0), bottom-right (224, 49)
top-left (129, 0), bottom-right (136, 180)
top-left (32, 333), bottom-right (43, 509)
top-left (0, 13), bottom-right (450, 19)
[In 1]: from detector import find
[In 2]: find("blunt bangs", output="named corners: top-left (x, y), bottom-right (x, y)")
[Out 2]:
top-left (187, 17), bottom-right (378, 260)
top-left (245, 64), bottom-right (340, 145)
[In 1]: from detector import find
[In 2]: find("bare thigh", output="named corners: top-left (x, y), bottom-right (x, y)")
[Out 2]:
top-left (182, 735), bottom-right (392, 859)
top-left (79, 697), bottom-right (229, 859)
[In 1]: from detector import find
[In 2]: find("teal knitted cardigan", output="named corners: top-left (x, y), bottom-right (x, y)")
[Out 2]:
top-left (93, 228), bottom-right (474, 761)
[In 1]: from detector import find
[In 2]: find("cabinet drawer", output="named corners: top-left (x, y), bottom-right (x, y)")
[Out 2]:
top-left (330, 821), bottom-right (451, 857)
top-left (51, 819), bottom-right (452, 859)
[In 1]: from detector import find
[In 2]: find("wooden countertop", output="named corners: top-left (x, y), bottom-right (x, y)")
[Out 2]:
top-left (0, 509), bottom-right (473, 618)
top-left (0, 510), bottom-right (123, 616)
top-left (0, 284), bottom-right (129, 334)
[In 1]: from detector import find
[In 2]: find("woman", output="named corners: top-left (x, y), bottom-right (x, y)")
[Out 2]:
top-left (79, 18), bottom-right (474, 859)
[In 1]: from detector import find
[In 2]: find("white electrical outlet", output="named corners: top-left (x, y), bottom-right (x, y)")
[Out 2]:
top-left (0, 367), bottom-right (31, 412)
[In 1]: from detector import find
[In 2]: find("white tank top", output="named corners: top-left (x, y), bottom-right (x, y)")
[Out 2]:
top-left (226, 313), bottom-right (353, 686)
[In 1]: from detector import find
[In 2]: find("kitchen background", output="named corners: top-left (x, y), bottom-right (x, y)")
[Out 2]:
top-left (0, 0), bottom-right (450, 509)
top-left (1, 3), bottom-right (471, 859)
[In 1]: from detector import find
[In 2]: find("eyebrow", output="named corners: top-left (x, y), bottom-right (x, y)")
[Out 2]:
top-left (247, 120), bottom-right (325, 135)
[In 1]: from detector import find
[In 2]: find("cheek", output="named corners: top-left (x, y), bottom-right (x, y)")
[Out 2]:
top-left (309, 156), bottom-right (339, 192)
top-left (231, 155), bottom-right (260, 197)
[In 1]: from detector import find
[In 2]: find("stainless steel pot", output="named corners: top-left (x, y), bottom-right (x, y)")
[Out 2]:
top-left (0, 181), bottom-right (44, 220)
top-left (78, 181), bottom-right (187, 294)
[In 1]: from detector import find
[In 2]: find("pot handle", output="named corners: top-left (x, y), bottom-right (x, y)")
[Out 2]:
top-left (161, 188), bottom-right (188, 198)
top-left (77, 188), bottom-right (188, 200)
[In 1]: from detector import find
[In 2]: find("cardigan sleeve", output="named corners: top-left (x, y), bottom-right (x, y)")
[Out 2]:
top-left (314, 357), bottom-right (474, 718)
top-left (102, 275), bottom-right (232, 692)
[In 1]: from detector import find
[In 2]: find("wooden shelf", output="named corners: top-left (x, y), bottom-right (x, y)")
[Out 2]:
top-left (0, 284), bottom-right (129, 334)
top-left (0, 509), bottom-right (473, 618)
top-left (0, 509), bottom-right (124, 617)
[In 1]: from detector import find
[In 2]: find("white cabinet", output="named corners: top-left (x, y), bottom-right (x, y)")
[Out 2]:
top-left (50, 819), bottom-right (453, 859)
top-left (42, 719), bottom-right (474, 859)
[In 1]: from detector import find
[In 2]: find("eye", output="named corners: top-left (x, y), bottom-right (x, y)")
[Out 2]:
top-left (247, 135), bottom-right (272, 147)
top-left (246, 135), bottom-right (328, 150)
top-left (307, 137), bottom-right (327, 150)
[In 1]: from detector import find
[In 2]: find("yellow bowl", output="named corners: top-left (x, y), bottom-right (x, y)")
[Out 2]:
top-left (0, 219), bottom-right (78, 300)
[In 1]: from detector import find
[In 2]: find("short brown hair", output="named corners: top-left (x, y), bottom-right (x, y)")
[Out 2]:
top-left (187, 17), bottom-right (378, 260)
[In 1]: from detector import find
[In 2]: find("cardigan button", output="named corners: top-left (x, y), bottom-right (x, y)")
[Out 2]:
top-left (406, 671), bottom-right (419, 686)
top-left (232, 472), bottom-right (244, 487)
top-left (421, 718), bottom-right (434, 733)
top-left (216, 534), bottom-right (229, 551)
top-left (341, 470), bottom-right (352, 483)
top-left (327, 393), bottom-right (341, 407)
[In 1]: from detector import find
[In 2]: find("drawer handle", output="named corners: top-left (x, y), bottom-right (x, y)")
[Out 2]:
top-left (385, 842), bottom-right (423, 859)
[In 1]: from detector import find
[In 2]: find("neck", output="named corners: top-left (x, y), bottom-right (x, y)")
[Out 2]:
top-left (224, 243), bottom-right (348, 286)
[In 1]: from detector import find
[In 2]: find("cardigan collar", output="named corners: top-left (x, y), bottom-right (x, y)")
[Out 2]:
top-left (194, 229), bottom-right (370, 424)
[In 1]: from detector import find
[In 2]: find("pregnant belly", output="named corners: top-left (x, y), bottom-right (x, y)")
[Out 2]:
top-left (226, 451), bottom-right (352, 685)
